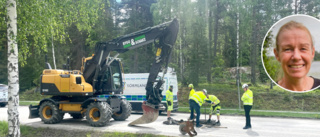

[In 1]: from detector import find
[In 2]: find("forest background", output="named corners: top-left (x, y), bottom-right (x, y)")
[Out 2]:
top-left (1, 0), bottom-right (320, 112)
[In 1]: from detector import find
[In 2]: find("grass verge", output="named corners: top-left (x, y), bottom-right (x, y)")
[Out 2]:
top-left (178, 106), bottom-right (320, 119)
top-left (0, 121), bottom-right (167, 137)
top-left (19, 101), bottom-right (39, 106)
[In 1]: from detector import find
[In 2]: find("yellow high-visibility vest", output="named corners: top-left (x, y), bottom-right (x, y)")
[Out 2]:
top-left (189, 91), bottom-right (207, 106)
top-left (166, 90), bottom-right (173, 102)
top-left (241, 89), bottom-right (253, 105)
top-left (188, 89), bottom-right (195, 99)
top-left (208, 95), bottom-right (220, 106)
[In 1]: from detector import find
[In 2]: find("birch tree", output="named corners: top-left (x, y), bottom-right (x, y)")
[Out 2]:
top-left (7, 0), bottom-right (20, 136)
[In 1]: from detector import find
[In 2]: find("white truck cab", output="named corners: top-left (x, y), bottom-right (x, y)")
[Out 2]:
top-left (0, 84), bottom-right (8, 107)
top-left (123, 71), bottom-right (178, 113)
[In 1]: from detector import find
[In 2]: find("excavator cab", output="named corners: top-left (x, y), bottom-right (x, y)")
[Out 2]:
top-left (96, 58), bottom-right (124, 95)
top-left (81, 55), bottom-right (124, 95)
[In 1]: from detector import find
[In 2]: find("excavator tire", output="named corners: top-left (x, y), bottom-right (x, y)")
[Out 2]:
top-left (112, 100), bottom-right (132, 121)
top-left (70, 113), bottom-right (84, 119)
top-left (39, 101), bottom-right (64, 124)
top-left (86, 102), bottom-right (112, 127)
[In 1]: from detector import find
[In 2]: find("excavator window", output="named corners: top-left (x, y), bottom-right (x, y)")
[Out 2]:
top-left (110, 61), bottom-right (122, 90)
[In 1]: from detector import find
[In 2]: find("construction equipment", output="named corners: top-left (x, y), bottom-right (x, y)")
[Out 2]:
top-left (179, 119), bottom-right (197, 136)
top-left (29, 19), bottom-right (179, 127)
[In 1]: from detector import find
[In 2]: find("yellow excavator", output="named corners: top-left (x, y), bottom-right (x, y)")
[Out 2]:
top-left (29, 19), bottom-right (179, 127)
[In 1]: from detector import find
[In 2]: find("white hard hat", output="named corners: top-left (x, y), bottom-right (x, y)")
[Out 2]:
top-left (202, 89), bottom-right (207, 95)
top-left (242, 84), bottom-right (248, 89)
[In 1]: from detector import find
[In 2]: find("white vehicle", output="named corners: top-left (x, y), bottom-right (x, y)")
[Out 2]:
top-left (123, 72), bottom-right (178, 113)
top-left (0, 84), bottom-right (8, 107)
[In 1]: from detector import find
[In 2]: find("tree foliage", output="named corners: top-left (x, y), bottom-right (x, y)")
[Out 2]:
top-left (0, 0), bottom-right (107, 90)
top-left (1, 0), bottom-right (319, 91)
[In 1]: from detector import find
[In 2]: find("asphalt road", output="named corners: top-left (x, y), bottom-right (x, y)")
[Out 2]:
top-left (1, 106), bottom-right (320, 137)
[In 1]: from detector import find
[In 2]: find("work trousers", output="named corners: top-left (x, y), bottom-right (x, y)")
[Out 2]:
top-left (244, 105), bottom-right (252, 127)
top-left (189, 100), bottom-right (201, 126)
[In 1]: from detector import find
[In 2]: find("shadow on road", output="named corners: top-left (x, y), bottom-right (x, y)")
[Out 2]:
top-left (129, 125), bottom-right (162, 135)
top-left (246, 129), bottom-right (260, 136)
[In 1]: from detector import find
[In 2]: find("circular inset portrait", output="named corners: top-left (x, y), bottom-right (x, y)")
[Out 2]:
top-left (261, 14), bottom-right (320, 92)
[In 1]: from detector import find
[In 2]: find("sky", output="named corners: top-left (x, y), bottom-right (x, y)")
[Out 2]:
top-left (264, 14), bottom-right (320, 56)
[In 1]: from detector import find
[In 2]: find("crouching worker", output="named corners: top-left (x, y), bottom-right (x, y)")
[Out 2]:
top-left (189, 89), bottom-right (212, 128)
top-left (206, 95), bottom-right (221, 126)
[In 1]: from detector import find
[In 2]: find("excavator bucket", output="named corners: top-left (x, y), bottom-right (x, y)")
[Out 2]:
top-left (29, 105), bottom-right (40, 118)
top-left (128, 101), bottom-right (159, 126)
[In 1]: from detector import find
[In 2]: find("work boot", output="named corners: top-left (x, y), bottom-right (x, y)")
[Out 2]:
top-left (196, 124), bottom-right (203, 128)
top-left (243, 126), bottom-right (251, 129)
top-left (206, 119), bottom-right (211, 124)
top-left (215, 121), bottom-right (221, 126)
top-left (167, 117), bottom-right (172, 124)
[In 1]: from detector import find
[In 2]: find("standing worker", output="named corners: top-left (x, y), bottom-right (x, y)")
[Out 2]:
top-left (206, 94), bottom-right (221, 126)
top-left (189, 89), bottom-right (212, 128)
top-left (166, 85), bottom-right (174, 121)
top-left (241, 84), bottom-right (253, 129)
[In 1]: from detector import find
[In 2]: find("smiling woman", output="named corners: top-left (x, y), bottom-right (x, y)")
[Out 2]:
top-left (262, 15), bottom-right (320, 92)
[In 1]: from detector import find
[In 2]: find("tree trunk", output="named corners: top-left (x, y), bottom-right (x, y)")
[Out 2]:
top-left (7, 0), bottom-right (20, 136)
top-left (180, 23), bottom-right (187, 84)
top-left (294, 0), bottom-right (298, 14)
top-left (213, 0), bottom-right (220, 58)
top-left (211, 0), bottom-right (220, 83)
top-left (250, 5), bottom-right (259, 85)
top-left (206, 0), bottom-right (212, 83)
top-left (133, 50), bottom-right (139, 72)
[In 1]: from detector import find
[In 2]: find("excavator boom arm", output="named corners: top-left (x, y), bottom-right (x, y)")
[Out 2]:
top-left (82, 19), bottom-right (179, 125)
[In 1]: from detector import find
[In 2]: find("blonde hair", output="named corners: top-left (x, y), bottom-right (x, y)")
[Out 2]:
top-left (275, 21), bottom-right (313, 52)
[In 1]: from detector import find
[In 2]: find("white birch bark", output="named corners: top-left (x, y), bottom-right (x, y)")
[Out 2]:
top-left (7, 0), bottom-right (20, 136)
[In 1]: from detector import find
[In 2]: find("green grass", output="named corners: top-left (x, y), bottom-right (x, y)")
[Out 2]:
top-left (19, 101), bottom-right (39, 106)
top-left (178, 106), bottom-right (320, 119)
top-left (0, 121), bottom-right (168, 137)
top-left (19, 88), bottom-right (50, 101)
top-left (0, 121), bottom-right (44, 137)
top-left (0, 121), bottom-right (8, 136)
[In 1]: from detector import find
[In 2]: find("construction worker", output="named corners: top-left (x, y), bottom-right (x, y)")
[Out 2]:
top-left (188, 84), bottom-right (195, 98)
top-left (188, 84), bottom-right (196, 117)
top-left (206, 94), bottom-right (221, 126)
top-left (241, 84), bottom-right (253, 129)
top-left (166, 85), bottom-right (174, 121)
top-left (189, 89), bottom-right (212, 128)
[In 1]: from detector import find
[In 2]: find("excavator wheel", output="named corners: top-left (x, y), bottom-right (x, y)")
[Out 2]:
top-left (112, 100), bottom-right (132, 121)
top-left (39, 101), bottom-right (64, 124)
top-left (70, 113), bottom-right (84, 119)
top-left (86, 102), bottom-right (112, 127)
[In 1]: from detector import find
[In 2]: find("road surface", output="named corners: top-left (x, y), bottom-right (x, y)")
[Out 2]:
top-left (1, 106), bottom-right (320, 137)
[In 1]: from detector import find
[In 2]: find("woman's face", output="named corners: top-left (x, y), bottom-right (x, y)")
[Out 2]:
top-left (274, 28), bottom-right (315, 80)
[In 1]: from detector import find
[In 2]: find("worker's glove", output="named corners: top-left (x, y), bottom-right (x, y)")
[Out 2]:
top-left (211, 102), bottom-right (215, 105)
top-left (167, 101), bottom-right (172, 106)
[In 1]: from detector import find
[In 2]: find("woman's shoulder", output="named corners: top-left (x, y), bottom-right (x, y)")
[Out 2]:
top-left (311, 77), bottom-right (320, 89)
